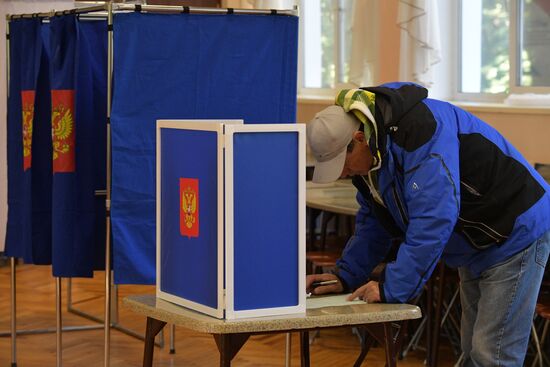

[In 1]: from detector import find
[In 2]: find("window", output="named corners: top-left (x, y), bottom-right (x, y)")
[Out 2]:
top-left (517, 0), bottom-right (550, 87)
top-left (299, 0), bottom-right (353, 94)
top-left (459, 0), bottom-right (550, 98)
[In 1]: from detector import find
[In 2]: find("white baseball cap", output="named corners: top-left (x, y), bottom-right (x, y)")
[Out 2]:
top-left (306, 105), bottom-right (361, 183)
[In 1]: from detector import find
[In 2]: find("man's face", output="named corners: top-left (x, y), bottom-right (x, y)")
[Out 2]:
top-left (340, 131), bottom-right (373, 178)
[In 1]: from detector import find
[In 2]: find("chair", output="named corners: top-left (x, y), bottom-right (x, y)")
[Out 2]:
top-left (401, 263), bottom-right (462, 367)
top-left (306, 209), bottom-right (354, 274)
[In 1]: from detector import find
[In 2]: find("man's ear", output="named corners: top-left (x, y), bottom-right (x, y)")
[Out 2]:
top-left (353, 130), bottom-right (366, 143)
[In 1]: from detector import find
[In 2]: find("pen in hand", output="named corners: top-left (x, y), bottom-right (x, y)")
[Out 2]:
top-left (310, 279), bottom-right (339, 289)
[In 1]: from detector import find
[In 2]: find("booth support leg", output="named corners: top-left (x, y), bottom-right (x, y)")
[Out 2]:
top-left (10, 258), bottom-right (17, 367)
top-left (169, 324), bottom-right (176, 354)
top-left (285, 332), bottom-right (292, 367)
top-left (56, 277), bottom-right (63, 367)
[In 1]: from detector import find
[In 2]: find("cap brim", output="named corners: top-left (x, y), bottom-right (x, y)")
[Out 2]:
top-left (312, 148), bottom-right (347, 184)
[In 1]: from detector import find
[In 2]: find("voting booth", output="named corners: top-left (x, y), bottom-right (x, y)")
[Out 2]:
top-left (156, 120), bottom-right (305, 319)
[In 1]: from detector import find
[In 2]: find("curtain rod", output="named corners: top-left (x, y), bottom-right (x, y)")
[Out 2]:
top-left (6, 3), bottom-right (298, 20)
top-left (7, 4), bottom-right (107, 20)
top-left (114, 4), bottom-right (297, 16)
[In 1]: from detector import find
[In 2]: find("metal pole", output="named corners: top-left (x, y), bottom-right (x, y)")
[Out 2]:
top-left (104, 2), bottom-right (113, 366)
top-left (10, 258), bottom-right (17, 367)
top-left (66, 277), bottom-right (72, 309)
top-left (7, 16), bottom-right (16, 367)
top-left (7, 5), bottom-right (105, 19)
top-left (112, 281), bottom-right (118, 324)
top-left (56, 277), bottom-right (62, 367)
top-left (285, 332), bottom-right (292, 367)
top-left (169, 324), bottom-right (175, 354)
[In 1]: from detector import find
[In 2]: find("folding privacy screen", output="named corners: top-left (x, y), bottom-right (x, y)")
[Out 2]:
top-left (156, 120), bottom-right (305, 319)
top-left (5, 8), bottom-right (299, 285)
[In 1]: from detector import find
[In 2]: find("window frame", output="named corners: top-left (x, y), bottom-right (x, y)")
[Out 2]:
top-left (297, 0), bottom-right (355, 97)
top-left (457, 0), bottom-right (550, 102)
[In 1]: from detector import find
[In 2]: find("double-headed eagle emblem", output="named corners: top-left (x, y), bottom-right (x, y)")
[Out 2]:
top-left (182, 186), bottom-right (197, 229)
top-left (51, 103), bottom-right (74, 160)
top-left (22, 100), bottom-right (34, 167)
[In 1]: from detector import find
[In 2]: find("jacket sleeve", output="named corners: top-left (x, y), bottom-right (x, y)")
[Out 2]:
top-left (382, 126), bottom-right (461, 303)
top-left (335, 192), bottom-right (393, 291)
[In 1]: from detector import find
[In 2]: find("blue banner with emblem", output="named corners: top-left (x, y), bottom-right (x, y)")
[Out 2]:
top-left (5, 18), bottom-right (52, 265)
top-left (111, 12), bottom-right (298, 284)
top-left (49, 15), bottom-right (107, 277)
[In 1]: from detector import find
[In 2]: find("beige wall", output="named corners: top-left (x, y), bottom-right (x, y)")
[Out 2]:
top-left (458, 105), bottom-right (550, 165)
top-left (377, 0), bottom-right (400, 84)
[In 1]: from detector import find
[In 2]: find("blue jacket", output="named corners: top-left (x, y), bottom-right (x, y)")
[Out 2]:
top-left (335, 82), bottom-right (550, 303)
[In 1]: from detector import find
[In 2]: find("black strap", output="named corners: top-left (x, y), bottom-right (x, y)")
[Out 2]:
top-left (6, 34), bottom-right (10, 40)
top-left (107, 24), bottom-right (113, 31)
top-left (182, 6), bottom-right (190, 14)
top-left (227, 8), bottom-right (234, 14)
top-left (270, 9), bottom-right (277, 15)
top-left (135, 4), bottom-right (142, 12)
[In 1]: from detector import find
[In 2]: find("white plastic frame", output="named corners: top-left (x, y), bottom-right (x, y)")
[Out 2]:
top-left (156, 119), bottom-right (242, 318)
top-left (224, 123), bottom-right (306, 320)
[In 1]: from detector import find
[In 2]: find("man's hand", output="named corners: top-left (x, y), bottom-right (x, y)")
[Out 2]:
top-left (347, 280), bottom-right (381, 303)
top-left (306, 273), bottom-right (344, 295)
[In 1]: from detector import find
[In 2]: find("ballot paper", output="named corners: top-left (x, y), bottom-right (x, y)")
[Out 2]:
top-left (306, 294), bottom-right (366, 309)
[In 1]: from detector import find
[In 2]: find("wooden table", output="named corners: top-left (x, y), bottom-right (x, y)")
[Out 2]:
top-left (124, 294), bottom-right (421, 367)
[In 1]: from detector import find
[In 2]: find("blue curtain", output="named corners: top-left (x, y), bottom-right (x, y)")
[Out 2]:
top-left (111, 12), bottom-right (299, 284)
top-left (49, 16), bottom-right (107, 277)
top-left (5, 19), bottom-right (52, 265)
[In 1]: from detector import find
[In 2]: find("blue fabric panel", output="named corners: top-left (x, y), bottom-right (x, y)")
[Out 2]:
top-left (5, 19), bottom-right (52, 264)
top-left (159, 128), bottom-right (218, 309)
top-left (111, 12), bottom-right (298, 284)
top-left (49, 16), bottom-right (107, 277)
top-left (233, 132), bottom-right (299, 311)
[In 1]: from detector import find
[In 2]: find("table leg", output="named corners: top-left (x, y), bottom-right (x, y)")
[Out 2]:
top-left (353, 327), bottom-right (375, 367)
top-left (143, 317), bottom-right (167, 367)
top-left (300, 331), bottom-right (310, 367)
top-left (213, 333), bottom-right (250, 367)
top-left (383, 322), bottom-right (396, 367)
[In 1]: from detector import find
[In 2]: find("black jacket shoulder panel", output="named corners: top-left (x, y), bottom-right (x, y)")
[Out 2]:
top-left (362, 84), bottom-right (428, 124)
top-left (391, 102), bottom-right (437, 152)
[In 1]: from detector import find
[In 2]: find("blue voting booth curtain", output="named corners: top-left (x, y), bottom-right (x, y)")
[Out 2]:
top-left (111, 13), bottom-right (298, 284)
top-left (5, 19), bottom-right (52, 265)
top-left (49, 16), bottom-right (107, 277)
